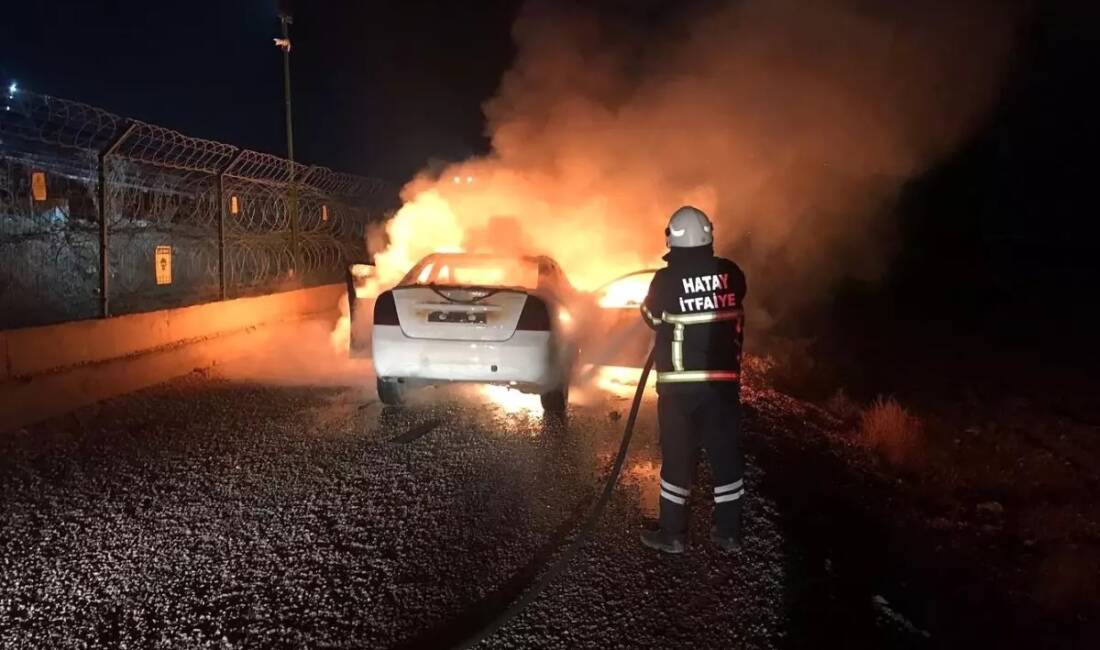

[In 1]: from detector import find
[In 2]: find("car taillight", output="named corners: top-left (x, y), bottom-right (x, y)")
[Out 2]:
top-left (374, 290), bottom-right (399, 326)
top-left (516, 295), bottom-right (551, 331)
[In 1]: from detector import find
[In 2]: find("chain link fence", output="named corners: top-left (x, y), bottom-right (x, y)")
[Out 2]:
top-left (0, 88), bottom-right (396, 330)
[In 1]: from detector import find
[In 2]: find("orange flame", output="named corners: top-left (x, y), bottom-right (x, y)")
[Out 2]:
top-left (597, 272), bottom-right (655, 309)
top-left (362, 171), bottom-right (680, 301)
top-left (478, 385), bottom-right (543, 415)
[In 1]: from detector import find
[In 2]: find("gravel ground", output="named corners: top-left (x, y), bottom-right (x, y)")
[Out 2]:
top-left (0, 365), bottom-right (929, 648)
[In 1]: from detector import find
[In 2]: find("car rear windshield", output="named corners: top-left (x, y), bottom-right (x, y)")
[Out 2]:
top-left (399, 254), bottom-right (539, 291)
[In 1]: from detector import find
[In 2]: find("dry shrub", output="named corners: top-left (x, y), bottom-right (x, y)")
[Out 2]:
top-left (861, 396), bottom-right (923, 465)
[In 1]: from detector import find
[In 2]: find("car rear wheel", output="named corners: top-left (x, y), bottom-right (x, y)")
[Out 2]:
top-left (540, 386), bottom-right (568, 415)
top-left (377, 378), bottom-right (406, 406)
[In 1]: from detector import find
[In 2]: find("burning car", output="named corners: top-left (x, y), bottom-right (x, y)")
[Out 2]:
top-left (359, 252), bottom-right (583, 412)
top-left (585, 269), bottom-right (659, 368)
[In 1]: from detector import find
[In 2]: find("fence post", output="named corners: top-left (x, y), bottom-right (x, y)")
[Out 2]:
top-left (97, 122), bottom-right (137, 318)
top-left (290, 166), bottom-right (319, 281)
top-left (217, 149), bottom-right (245, 300)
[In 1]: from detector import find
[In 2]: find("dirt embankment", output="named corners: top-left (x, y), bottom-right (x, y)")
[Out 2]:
top-left (743, 347), bottom-right (1100, 648)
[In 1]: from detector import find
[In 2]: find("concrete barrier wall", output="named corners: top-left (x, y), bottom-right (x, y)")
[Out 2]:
top-left (1, 284), bottom-right (344, 381)
top-left (1, 284), bottom-right (345, 431)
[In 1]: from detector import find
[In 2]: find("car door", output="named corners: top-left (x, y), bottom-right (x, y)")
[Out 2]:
top-left (583, 270), bottom-right (658, 368)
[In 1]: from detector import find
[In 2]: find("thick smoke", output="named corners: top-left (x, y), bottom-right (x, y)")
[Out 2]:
top-left (370, 0), bottom-right (1018, 327)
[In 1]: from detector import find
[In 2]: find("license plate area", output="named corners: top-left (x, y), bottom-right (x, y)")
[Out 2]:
top-left (428, 311), bottom-right (487, 324)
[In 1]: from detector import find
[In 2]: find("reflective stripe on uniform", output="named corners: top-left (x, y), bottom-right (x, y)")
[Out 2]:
top-left (656, 308), bottom-right (744, 382)
top-left (661, 309), bottom-right (743, 325)
top-left (657, 370), bottom-right (740, 383)
top-left (641, 303), bottom-right (661, 327)
top-left (660, 490), bottom-right (687, 505)
top-left (658, 309), bottom-right (743, 380)
top-left (661, 479), bottom-right (690, 497)
top-left (714, 479), bottom-right (743, 495)
top-left (715, 489), bottom-right (744, 504)
top-left (671, 324), bottom-right (685, 371)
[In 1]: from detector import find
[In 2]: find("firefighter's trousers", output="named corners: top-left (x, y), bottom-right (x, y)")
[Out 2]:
top-left (657, 385), bottom-right (744, 538)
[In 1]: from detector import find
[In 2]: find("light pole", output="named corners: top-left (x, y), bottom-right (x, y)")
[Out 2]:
top-left (275, 2), bottom-right (298, 275)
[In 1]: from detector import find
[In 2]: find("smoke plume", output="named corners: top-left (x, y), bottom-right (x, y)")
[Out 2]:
top-left (368, 0), bottom-right (1018, 327)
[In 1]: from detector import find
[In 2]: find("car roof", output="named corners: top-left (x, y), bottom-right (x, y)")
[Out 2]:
top-left (419, 252), bottom-right (555, 264)
top-left (406, 252), bottom-right (572, 293)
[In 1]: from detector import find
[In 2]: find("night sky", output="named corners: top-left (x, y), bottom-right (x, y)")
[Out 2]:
top-left (0, 0), bottom-right (521, 183)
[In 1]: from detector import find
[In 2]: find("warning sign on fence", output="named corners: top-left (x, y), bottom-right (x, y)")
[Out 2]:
top-left (31, 171), bottom-right (48, 201)
top-left (155, 246), bottom-right (172, 285)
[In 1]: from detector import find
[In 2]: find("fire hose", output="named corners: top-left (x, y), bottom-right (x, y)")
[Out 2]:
top-left (453, 348), bottom-right (655, 649)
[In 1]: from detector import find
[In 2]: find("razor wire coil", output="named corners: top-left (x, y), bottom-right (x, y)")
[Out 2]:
top-left (0, 89), bottom-right (397, 329)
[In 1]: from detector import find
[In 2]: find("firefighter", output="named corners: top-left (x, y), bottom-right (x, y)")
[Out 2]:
top-left (639, 205), bottom-right (747, 553)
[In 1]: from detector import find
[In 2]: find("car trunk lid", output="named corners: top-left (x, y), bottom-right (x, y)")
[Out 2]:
top-left (392, 286), bottom-right (531, 342)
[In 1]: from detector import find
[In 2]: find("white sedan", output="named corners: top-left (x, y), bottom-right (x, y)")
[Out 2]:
top-left (360, 253), bottom-right (584, 413)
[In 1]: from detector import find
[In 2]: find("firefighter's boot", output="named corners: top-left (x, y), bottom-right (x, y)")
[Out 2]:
top-left (640, 528), bottom-right (685, 554)
top-left (710, 525), bottom-right (742, 552)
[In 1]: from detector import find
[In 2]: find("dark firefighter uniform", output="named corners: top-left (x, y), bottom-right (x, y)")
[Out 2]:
top-left (640, 208), bottom-right (747, 552)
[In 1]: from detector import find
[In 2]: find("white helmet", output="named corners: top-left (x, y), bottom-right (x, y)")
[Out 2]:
top-left (665, 205), bottom-right (713, 248)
